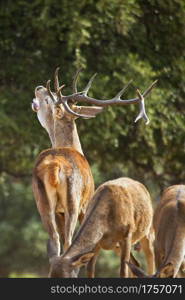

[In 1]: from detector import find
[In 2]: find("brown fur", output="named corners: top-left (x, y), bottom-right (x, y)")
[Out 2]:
top-left (49, 177), bottom-right (155, 278)
top-left (153, 184), bottom-right (185, 277)
top-left (32, 147), bottom-right (94, 260)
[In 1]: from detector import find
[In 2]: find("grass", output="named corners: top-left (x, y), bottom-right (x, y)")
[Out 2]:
top-left (9, 272), bottom-right (39, 278)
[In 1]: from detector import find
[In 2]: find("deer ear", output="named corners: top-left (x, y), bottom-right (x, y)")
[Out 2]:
top-left (159, 263), bottom-right (175, 278)
top-left (72, 105), bottom-right (104, 118)
top-left (71, 253), bottom-right (94, 267)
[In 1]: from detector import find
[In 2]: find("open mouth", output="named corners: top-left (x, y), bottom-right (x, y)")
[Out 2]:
top-left (32, 99), bottom-right (40, 112)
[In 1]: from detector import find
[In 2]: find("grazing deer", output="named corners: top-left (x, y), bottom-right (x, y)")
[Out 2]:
top-left (153, 185), bottom-right (185, 277)
top-left (125, 185), bottom-right (185, 278)
top-left (49, 177), bottom-right (155, 278)
top-left (31, 67), bottom-right (156, 270)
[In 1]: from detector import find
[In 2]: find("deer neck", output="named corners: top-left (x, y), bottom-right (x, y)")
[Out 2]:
top-left (66, 234), bottom-right (102, 261)
top-left (51, 118), bottom-right (83, 155)
top-left (46, 128), bottom-right (55, 148)
top-left (65, 219), bottom-right (104, 260)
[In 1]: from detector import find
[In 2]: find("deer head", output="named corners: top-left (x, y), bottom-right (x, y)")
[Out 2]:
top-left (49, 253), bottom-right (94, 278)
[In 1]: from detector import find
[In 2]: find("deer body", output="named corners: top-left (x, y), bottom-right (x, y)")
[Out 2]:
top-left (153, 184), bottom-right (185, 277)
top-left (50, 177), bottom-right (155, 277)
top-left (32, 147), bottom-right (94, 256)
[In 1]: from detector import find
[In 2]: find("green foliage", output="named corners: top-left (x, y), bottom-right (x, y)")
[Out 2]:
top-left (94, 250), bottom-right (120, 278)
top-left (0, 174), bottom-right (48, 276)
top-left (0, 0), bottom-right (185, 277)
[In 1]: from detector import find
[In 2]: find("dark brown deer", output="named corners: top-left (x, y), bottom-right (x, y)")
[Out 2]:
top-left (125, 185), bottom-right (185, 278)
top-left (32, 67), bottom-right (156, 272)
top-left (49, 177), bottom-right (155, 278)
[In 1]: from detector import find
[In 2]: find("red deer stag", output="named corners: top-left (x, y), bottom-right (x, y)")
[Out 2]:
top-left (32, 67), bottom-right (156, 271)
top-left (125, 185), bottom-right (185, 278)
top-left (49, 177), bottom-right (155, 278)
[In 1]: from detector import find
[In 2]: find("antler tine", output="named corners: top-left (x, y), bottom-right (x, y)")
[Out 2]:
top-left (134, 89), bottom-right (150, 125)
top-left (56, 84), bottom-right (65, 99)
top-left (83, 73), bottom-right (97, 95)
top-left (62, 100), bottom-right (95, 119)
top-left (54, 67), bottom-right (60, 93)
top-left (143, 80), bottom-right (158, 98)
top-left (54, 68), bottom-right (68, 102)
top-left (73, 68), bottom-right (83, 93)
top-left (113, 79), bottom-right (133, 100)
top-left (47, 71), bottom-right (93, 118)
top-left (46, 80), bottom-right (56, 103)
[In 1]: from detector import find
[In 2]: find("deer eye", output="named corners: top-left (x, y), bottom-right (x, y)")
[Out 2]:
top-left (45, 98), bottom-right (49, 104)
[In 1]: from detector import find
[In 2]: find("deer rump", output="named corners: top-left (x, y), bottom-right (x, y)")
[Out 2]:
top-left (32, 147), bottom-right (94, 257)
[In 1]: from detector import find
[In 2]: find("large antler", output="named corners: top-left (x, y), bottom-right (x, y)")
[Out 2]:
top-left (46, 68), bottom-right (94, 119)
top-left (46, 67), bottom-right (157, 122)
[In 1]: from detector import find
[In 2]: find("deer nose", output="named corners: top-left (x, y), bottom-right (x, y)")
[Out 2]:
top-left (32, 98), bottom-right (40, 112)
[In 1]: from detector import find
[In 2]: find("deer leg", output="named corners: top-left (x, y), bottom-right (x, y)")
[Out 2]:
top-left (154, 242), bottom-right (163, 270)
top-left (140, 235), bottom-right (155, 275)
top-left (114, 244), bottom-right (140, 277)
top-left (86, 255), bottom-right (98, 278)
top-left (43, 212), bottom-right (60, 260)
top-left (119, 231), bottom-right (132, 278)
top-left (43, 211), bottom-right (61, 278)
top-left (86, 247), bottom-right (100, 278)
top-left (64, 207), bottom-right (79, 251)
top-left (55, 212), bottom-right (65, 254)
top-left (38, 183), bottom-right (60, 259)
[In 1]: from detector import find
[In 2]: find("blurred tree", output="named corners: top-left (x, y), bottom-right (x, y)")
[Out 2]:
top-left (0, 173), bottom-right (48, 277)
top-left (0, 0), bottom-right (185, 276)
